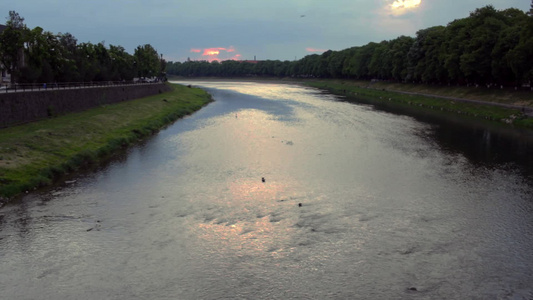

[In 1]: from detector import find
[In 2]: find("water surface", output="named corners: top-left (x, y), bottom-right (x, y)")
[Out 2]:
top-left (1, 81), bottom-right (532, 299)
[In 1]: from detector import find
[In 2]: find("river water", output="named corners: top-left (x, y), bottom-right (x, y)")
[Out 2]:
top-left (1, 81), bottom-right (532, 299)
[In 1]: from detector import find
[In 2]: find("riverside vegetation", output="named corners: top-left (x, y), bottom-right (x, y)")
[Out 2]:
top-left (1, 11), bottom-right (164, 86)
top-left (303, 80), bottom-right (533, 129)
top-left (0, 84), bottom-right (212, 202)
top-left (166, 4), bottom-right (533, 128)
top-left (167, 5), bottom-right (533, 88)
top-left (170, 75), bottom-right (533, 128)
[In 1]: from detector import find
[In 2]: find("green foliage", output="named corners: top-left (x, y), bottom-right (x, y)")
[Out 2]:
top-left (134, 44), bottom-right (161, 78)
top-left (0, 11), bottom-right (164, 84)
top-left (406, 26), bottom-right (447, 83)
top-left (305, 80), bottom-right (531, 128)
top-left (0, 11), bottom-right (28, 84)
top-left (166, 5), bottom-right (533, 88)
top-left (0, 84), bottom-right (212, 198)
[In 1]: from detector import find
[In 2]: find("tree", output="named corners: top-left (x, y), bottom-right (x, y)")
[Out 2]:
top-left (56, 32), bottom-right (80, 82)
top-left (93, 42), bottom-right (112, 81)
top-left (389, 36), bottom-right (414, 81)
top-left (490, 9), bottom-right (527, 85)
top-left (165, 4), bottom-right (531, 87)
top-left (417, 26), bottom-right (446, 83)
top-left (134, 44), bottom-right (160, 78)
top-left (442, 18), bottom-right (470, 84)
top-left (109, 45), bottom-right (135, 81)
top-left (368, 41), bottom-right (391, 79)
top-left (0, 11), bottom-right (28, 84)
top-left (346, 43), bottom-right (378, 79)
top-left (459, 6), bottom-right (506, 84)
top-left (326, 50), bottom-right (347, 78)
top-left (77, 42), bottom-right (99, 81)
top-left (7, 11), bottom-right (25, 29)
top-left (20, 26), bottom-right (56, 83)
top-left (506, 5), bottom-right (533, 86)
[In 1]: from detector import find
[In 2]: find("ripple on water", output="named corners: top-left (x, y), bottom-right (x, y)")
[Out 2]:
top-left (1, 81), bottom-right (532, 299)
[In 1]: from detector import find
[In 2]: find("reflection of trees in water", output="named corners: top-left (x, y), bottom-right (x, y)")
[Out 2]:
top-left (363, 98), bottom-right (533, 180)
top-left (431, 122), bottom-right (533, 181)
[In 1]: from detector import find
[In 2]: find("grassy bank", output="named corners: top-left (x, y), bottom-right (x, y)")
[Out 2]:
top-left (0, 83), bottom-right (212, 201)
top-left (360, 81), bottom-right (532, 107)
top-left (303, 80), bottom-right (533, 129)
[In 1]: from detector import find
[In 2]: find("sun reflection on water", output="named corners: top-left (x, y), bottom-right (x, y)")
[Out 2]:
top-left (197, 178), bottom-right (298, 258)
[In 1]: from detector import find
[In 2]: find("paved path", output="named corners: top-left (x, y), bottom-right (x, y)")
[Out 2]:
top-left (383, 88), bottom-right (533, 118)
top-left (0, 82), bottom-right (162, 94)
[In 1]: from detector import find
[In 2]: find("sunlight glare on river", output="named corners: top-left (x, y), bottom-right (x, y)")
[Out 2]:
top-left (0, 81), bottom-right (532, 299)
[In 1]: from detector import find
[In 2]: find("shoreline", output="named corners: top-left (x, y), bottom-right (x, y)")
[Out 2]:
top-left (171, 77), bottom-right (533, 128)
top-left (303, 80), bottom-right (533, 129)
top-left (0, 83), bottom-right (213, 203)
top-left (370, 87), bottom-right (533, 118)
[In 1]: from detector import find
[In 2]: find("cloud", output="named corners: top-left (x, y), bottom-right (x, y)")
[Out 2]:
top-left (7, 0), bottom-right (529, 63)
top-left (306, 47), bottom-right (327, 53)
top-left (391, 0), bottom-right (421, 9)
top-left (202, 48), bottom-right (224, 56)
top-left (364, 0), bottom-right (424, 39)
top-left (189, 46), bottom-right (241, 61)
top-left (383, 0), bottom-right (422, 16)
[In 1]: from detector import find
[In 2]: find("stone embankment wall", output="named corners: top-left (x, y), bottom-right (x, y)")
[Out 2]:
top-left (0, 84), bottom-right (171, 128)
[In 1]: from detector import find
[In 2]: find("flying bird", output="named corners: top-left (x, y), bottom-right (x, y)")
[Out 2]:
top-left (300, 15), bottom-right (306, 18)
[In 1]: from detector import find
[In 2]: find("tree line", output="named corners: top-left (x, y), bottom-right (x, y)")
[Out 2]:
top-left (0, 11), bottom-right (165, 85)
top-left (167, 5), bottom-right (533, 87)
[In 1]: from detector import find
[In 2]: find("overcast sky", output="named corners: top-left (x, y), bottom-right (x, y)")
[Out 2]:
top-left (1, 0), bottom-right (529, 62)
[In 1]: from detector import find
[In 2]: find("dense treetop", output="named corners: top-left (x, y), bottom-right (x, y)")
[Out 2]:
top-left (167, 5), bottom-right (533, 86)
top-left (0, 11), bottom-right (164, 84)
top-left (2, 5), bottom-right (531, 87)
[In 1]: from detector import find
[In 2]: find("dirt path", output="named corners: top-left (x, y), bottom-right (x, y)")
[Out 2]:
top-left (383, 88), bottom-right (533, 117)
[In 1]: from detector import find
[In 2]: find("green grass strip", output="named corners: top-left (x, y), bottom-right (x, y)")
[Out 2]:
top-left (303, 80), bottom-right (533, 129)
top-left (0, 83), bottom-right (212, 200)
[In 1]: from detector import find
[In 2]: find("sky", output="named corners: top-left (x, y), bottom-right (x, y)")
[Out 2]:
top-left (1, 0), bottom-right (530, 62)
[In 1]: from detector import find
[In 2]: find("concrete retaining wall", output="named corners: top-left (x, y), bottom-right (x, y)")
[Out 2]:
top-left (0, 83), bottom-right (172, 128)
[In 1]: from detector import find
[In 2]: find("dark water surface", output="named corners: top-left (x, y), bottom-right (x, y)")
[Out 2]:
top-left (1, 81), bottom-right (532, 299)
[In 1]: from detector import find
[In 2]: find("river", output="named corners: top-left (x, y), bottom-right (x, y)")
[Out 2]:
top-left (1, 81), bottom-right (532, 299)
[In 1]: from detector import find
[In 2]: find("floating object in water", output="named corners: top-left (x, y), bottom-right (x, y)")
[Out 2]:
top-left (87, 220), bottom-right (101, 232)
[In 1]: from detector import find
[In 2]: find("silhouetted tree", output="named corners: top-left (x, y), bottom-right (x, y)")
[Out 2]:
top-left (0, 11), bottom-right (28, 83)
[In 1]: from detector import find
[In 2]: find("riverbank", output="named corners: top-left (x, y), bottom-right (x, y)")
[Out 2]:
top-left (300, 80), bottom-right (533, 129)
top-left (0, 83), bottom-right (213, 202)
top-left (0, 82), bottom-right (171, 128)
top-left (170, 76), bottom-right (533, 128)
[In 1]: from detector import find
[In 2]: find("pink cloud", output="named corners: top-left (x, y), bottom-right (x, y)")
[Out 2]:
top-left (203, 48), bottom-right (224, 56)
top-left (188, 46), bottom-right (242, 62)
top-left (306, 47), bottom-right (327, 53)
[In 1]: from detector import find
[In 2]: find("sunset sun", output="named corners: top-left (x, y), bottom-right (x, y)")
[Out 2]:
top-left (391, 0), bottom-right (421, 9)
